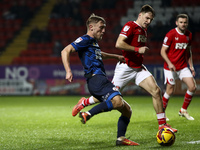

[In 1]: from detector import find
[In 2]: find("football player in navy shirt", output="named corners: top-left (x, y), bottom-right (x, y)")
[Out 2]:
top-left (61, 13), bottom-right (139, 146)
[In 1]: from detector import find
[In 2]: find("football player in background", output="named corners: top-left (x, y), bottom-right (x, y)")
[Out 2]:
top-left (62, 13), bottom-right (140, 146)
top-left (72, 5), bottom-right (178, 133)
top-left (161, 14), bottom-right (196, 120)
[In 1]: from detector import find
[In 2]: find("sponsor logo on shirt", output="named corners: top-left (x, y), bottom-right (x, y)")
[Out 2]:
top-left (138, 35), bottom-right (147, 42)
top-left (175, 43), bottom-right (188, 49)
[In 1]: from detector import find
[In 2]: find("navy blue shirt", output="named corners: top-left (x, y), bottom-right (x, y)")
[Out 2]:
top-left (71, 35), bottom-right (106, 78)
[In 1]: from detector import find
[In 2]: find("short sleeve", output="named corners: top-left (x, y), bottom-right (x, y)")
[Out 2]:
top-left (120, 22), bottom-right (133, 38)
top-left (163, 31), bottom-right (173, 47)
top-left (71, 36), bottom-right (90, 52)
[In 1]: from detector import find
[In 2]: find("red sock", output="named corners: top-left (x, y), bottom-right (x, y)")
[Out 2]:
top-left (157, 113), bottom-right (166, 125)
top-left (182, 91), bottom-right (193, 110)
top-left (162, 93), bottom-right (170, 110)
top-left (83, 98), bottom-right (90, 106)
top-left (162, 97), bottom-right (169, 110)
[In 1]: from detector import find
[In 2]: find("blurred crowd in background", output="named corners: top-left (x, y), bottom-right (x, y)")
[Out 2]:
top-left (0, 0), bottom-right (199, 64)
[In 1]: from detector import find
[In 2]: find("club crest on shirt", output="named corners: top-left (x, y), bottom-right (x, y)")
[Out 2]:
top-left (123, 25), bottom-right (130, 32)
top-left (75, 37), bottom-right (83, 43)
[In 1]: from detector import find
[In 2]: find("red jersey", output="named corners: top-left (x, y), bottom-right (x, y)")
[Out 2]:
top-left (120, 21), bottom-right (147, 68)
top-left (163, 28), bottom-right (192, 71)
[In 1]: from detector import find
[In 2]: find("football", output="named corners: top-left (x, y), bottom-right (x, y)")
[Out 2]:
top-left (156, 128), bottom-right (176, 146)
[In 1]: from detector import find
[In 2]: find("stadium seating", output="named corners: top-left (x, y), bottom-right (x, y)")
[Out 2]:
top-left (0, 0), bottom-right (44, 53)
top-left (1, 0), bottom-right (199, 65)
top-left (11, 0), bottom-right (133, 65)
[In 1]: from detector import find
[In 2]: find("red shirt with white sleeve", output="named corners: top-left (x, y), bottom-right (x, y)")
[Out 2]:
top-left (162, 27), bottom-right (192, 71)
top-left (120, 21), bottom-right (147, 68)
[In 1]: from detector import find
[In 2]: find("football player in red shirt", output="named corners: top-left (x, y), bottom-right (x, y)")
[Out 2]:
top-left (112, 4), bottom-right (177, 132)
top-left (72, 5), bottom-right (177, 133)
top-left (161, 14), bottom-right (196, 120)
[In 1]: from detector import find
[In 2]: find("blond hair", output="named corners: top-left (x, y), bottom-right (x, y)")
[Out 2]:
top-left (86, 13), bottom-right (106, 29)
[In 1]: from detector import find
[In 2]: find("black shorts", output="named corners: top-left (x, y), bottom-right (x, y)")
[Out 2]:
top-left (87, 74), bottom-right (121, 102)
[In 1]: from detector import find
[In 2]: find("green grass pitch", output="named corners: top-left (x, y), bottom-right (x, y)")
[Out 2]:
top-left (0, 96), bottom-right (200, 150)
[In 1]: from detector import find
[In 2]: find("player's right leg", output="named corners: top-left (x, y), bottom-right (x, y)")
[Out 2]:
top-left (162, 68), bottom-right (176, 109)
top-left (162, 69), bottom-right (176, 120)
top-left (163, 83), bottom-right (175, 121)
top-left (78, 74), bottom-right (121, 123)
top-left (72, 96), bottom-right (99, 116)
top-left (163, 83), bottom-right (174, 110)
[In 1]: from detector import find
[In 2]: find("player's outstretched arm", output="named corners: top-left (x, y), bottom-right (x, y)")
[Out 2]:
top-left (101, 51), bottom-right (125, 63)
top-left (61, 44), bottom-right (76, 82)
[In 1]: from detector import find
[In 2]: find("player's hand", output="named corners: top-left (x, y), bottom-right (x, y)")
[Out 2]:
top-left (138, 46), bottom-right (149, 54)
top-left (66, 71), bottom-right (73, 82)
top-left (190, 66), bottom-right (196, 77)
top-left (168, 63), bottom-right (176, 72)
top-left (118, 55), bottom-right (126, 64)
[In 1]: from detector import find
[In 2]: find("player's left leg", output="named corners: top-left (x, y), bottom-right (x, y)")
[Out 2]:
top-left (178, 67), bottom-right (196, 120)
top-left (179, 77), bottom-right (196, 120)
top-left (114, 98), bottom-right (139, 146)
top-left (138, 75), bottom-right (177, 133)
top-left (139, 76), bottom-right (165, 118)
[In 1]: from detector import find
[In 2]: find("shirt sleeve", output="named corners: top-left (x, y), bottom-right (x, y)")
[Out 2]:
top-left (71, 36), bottom-right (90, 52)
top-left (120, 22), bottom-right (133, 38)
top-left (163, 31), bottom-right (173, 47)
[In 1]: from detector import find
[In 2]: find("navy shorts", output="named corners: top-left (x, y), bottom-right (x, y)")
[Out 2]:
top-left (87, 74), bottom-right (121, 102)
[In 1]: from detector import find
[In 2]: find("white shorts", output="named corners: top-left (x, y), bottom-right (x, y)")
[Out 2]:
top-left (112, 62), bottom-right (152, 89)
top-left (164, 67), bottom-right (193, 85)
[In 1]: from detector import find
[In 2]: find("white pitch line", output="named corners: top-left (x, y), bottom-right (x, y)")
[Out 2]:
top-left (187, 140), bottom-right (200, 144)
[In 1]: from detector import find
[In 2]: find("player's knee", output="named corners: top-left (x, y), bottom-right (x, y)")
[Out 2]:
top-left (126, 103), bottom-right (132, 115)
top-left (152, 85), bottom-right (162, 98)
top-left (167, 85), bottom-right (175, 95)
top-left (121, 100), bottom-right (132, 118)
top-left (111, 96), bottom-right (124, 109)
top-left (189, 85), bottom-right (197, 93)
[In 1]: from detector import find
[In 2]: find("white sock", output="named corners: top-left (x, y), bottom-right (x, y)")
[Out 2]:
top-left (163, 92), bottom-right (170, 99)
top-left (186, 90), bottom-right (194, 96)
top-left (89, 96), bottom-right (95, 105)
top-left (117, 136), bottom-right (125, 141)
